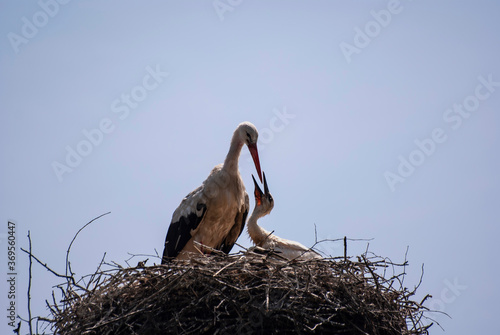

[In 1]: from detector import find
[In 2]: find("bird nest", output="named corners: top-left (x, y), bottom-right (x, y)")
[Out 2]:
top-left (43, 247), bottom-right (433, 334)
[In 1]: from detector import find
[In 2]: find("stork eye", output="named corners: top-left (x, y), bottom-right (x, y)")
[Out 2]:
top-left (246, 132), bottom-right (252, 142)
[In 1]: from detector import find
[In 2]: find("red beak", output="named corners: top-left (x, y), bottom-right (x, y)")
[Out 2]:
top-left (247, 143), bottom-right (263, 183)
top-left (252, 174), bottom-right (263, 206)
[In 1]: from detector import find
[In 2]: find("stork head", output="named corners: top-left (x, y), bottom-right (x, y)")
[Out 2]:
top-left (237, 121), bottom-right (263, 182)
top-left (252, 172), bottom-right (274, 217)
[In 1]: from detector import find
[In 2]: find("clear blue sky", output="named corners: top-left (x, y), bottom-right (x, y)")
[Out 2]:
top-left (1, 1), bottom-right (499, 334)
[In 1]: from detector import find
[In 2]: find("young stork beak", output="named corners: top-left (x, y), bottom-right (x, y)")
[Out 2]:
top-left (252, 174), bottom-right (264, 206)
top-left (263, 171), bottom-right (270, 195)
top-left (247, 143), bottom-right (263, 183)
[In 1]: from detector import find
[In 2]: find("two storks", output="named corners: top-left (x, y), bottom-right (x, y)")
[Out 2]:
top-left (161, 121), bottom-right (319, 263)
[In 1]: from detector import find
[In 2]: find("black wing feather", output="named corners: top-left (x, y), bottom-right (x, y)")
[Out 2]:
top-left (161, 202), bottom-right (207, 263)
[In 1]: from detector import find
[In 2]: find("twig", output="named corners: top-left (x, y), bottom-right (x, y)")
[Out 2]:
top-left (20, 248), bottom-right (87, 292)
top-left (402, 245), bottom-right (409, 287)
top-left (344, 236), bottom-right (347, 262)
top-left (27, 231), bottom-right (33, 335)
top-left (86, 252), bottom-right (107, 290)
top-left (213, 257), bottom-right (243, 277)
top-left (314, 237), bottom-right (374, 244)
top-left (193, 241), bottom-right (227, 257)
top-left (314, 224), bottom-right (318, 244)
top-left (362, 254), bottom-right (380, 291)
top-left (65, 212), bottom-right (111, 283)
top-left (125, 252), bottom-right (161, 267)
top-left (234, 242), bottom-right (249, 252)
top-left (13, 321), bottom-right (21, 334)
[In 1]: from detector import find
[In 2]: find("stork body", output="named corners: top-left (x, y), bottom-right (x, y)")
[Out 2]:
top-left (247, 173), bottom-right (321, 261)
top-left (162, 122), bottom-right (263, 262)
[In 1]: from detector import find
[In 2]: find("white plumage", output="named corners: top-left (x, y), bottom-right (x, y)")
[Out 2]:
top-left (247, 173), bottom-right (321, 261)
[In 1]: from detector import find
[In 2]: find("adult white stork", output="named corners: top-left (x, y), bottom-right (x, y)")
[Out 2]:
top-left (161, 122), bottom-right (263, 262)
top-left (247, 173), bottom-right (321, 261)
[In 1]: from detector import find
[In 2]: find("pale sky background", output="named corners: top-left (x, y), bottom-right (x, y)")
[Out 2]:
top-left (1, 1), bottom-right (499, 334)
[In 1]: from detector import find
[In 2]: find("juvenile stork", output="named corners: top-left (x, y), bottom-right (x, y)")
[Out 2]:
top-left (248, 173), bottom-right (321, 261)
top-left (161, 122), bottom-right (263, 262)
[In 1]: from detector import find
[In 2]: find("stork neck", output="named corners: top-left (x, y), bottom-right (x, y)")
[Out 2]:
top-left (222, 136), bottom-right (244, 175)
top-left (247, 211), bottom-right (270, 247)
